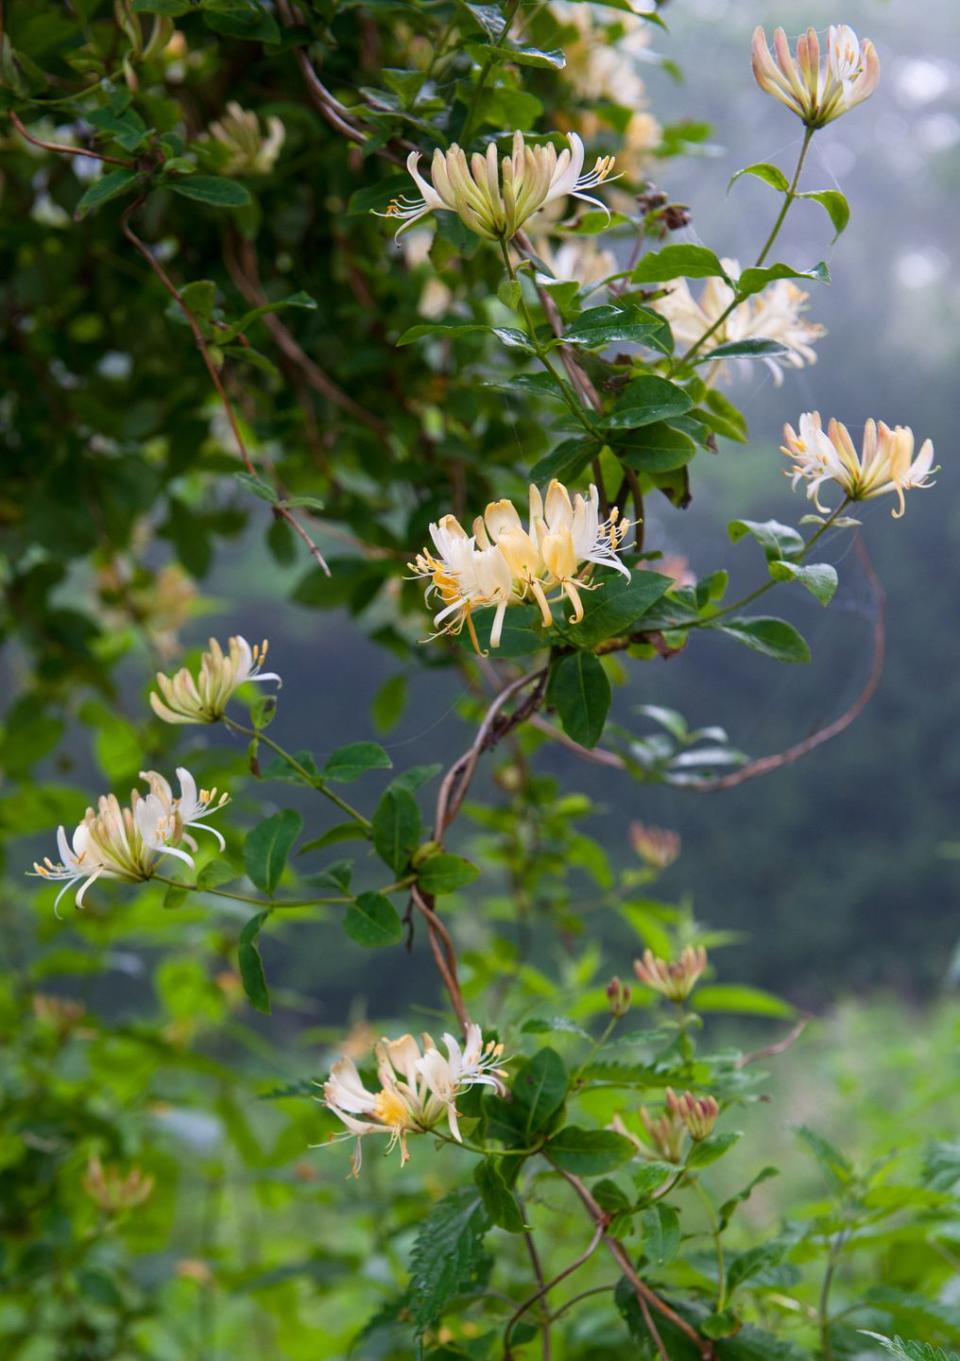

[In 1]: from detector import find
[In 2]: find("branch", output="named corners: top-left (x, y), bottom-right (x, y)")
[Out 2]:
top-left (735, 1015), bottom-right (811, 1069)
top-left (410, 884), bottom-right (470, 1031)
top-left (121, 198), bottom-right (331, 575)
top-left (503, 1222), bottom-right (604, 1357)
top-left (9, 109), bottom-right (133, 166)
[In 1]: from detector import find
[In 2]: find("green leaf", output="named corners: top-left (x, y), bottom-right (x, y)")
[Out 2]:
top-left (235, 470), bottom-right (278, 504)
top-left (769, 560), bottom-right (838, 606)
top-left (484, 43), bottom-right (566, 70)
top-left (700, 338), bottom-right (789, 362)
top-left (409, 1188), bottom-right (490, 1333)
top-left (729, 161), bottom-right (790, 193)
top-left (713, 617), bottom-right (811, 664)
top-left (243, 810), bottom-right (303, 895)
top-left (860, 1335), bottom-right (960, 1361)
top-left (694, 984), bottom-right (795, 1017)
top-left (548, 1127), bottom-right (635, 1175)
top-left (606, 376), bottom-right (694, 430)
top-left (86, 106), bottom-right (149, 152)
top-left (372, 673), bottom-right (408, 734)
top-left (630, 244), bottom-right (729, 283)
top-left (528, 437), bottom-right (599, 485)
top-left (417, 854), bottom-right (479, 895)
top-left (75, 168), bottom-right (140, 217)
top-left (923, 1139), bottom-right (960, 1193)
top-left (562, 303), bottom-right (664, 348)
top-left (726, 1241), bottom-right (787, 1295)
top-left (321, 741), bottom-right (392, 783)
top-left (510, 1048), bottom-right (568, 1138)
top-left (547, 652), bottom-right (611, 749)
top-left (396, 322), bottom-right (488, 346)
top-left (343, 891), bottom-right (403, 948)
top-left (704, 389), bottom-right (748, 443)
top-left (795, 1124), bottom-right (854, 1188)
top-left (613, 421), bottom-right (698, 473)
top-left (686, 1131), bottom-right (742, 1168)
top-left (864, 1288), bottom-right (960, 1338)
top-left (729, 518), bottom-right (804, 561)
top-left (459, 604), bottom-right (547, 658)
top-left (565, 570), bottom-right (673, 648)
top-left (134, 0), bottom-right (194, 12)
top-left (372, 786), bottom-right (422, 873)
top-left (473, 1161), bottom-right (526, 1232)
top-left (640, 1202), bottom-right (680, 1265)
top-left (798, 188), bottom-right (850, 240)
top-left (169, 175), bottom-right (253, 207)
top-left (736, 260), bottom-right (830, 298)
top-left (238, 912), bottom-right (271, 1014)
top-left (201, 1), bottom-right (280, 43)
top-left (348, 172), bottom-right (411, 215)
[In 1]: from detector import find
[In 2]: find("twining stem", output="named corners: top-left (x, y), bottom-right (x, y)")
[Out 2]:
top-left (153, 873), bottom-right (350, 909)
top-left (669, 125), bottom-right (816, 374)
top-left (460, 0), bottom-right (523, 146)
top-left (502, 1223), bottom-right (604, 1357)
top-left (9, 109), bottom-right (133, 166)
top-left (693, 497), bottom-right (851, 627)
top-left (691, 1179), bottom-right (727, 1312)
top-left (222, 716), bottom-right (373, 833)
top-left (497, 238), bottom-right (601, 441)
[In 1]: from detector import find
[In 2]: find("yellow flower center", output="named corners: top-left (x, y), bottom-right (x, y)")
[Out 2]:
top-left (373, 1089), bottom-right (411, 1129)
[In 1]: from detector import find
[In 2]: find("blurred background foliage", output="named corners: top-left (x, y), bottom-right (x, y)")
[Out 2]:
top-left (1, 0), bottom-right (958, 1357)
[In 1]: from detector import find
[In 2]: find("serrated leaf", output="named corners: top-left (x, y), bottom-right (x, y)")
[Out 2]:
top-left (548, 1127), bottom-right (635, 1175)
top-left (243, 810), bottom-right (303, 895)
top-left (860, 1334), bottom-right (960, 1361)
top-left (75, 168), bottom-right (140, 217)
top-left (799, 188), bottom-right (850, 240)
top-left (235, 470), bottom-right (277, 503)
top-left (729, 161), bottom-right (790, 193)
top-left (640, 1202), bottom-right (680, 1265)
top-left (795, 1124), bottom-right (854, 1188)
top-left (474, 1160), bottom-right (526, 1232)
top-left (769, 559), bottom-right (838, 606)
top-left (343, 891), bottom-right (403, 948)
top-left (409, 1188), bottom-right (490, 1333)
top-left (686, 1130), bottom-right (741, 1168)
top-left (631, 244), bottom-right (728, 283)
top-left (238, 912), bottom-right (271, 1014)
top-left (713, 616), bottom-right (811, 664)
top-left (547, 652), bottom-right (611, 749)
top-left (169, 175), bottom-right (252, 207)
top-left (372, 786), bottom-right (422, 873)
top-left (321, 741), bottom-right (392, 783)
top-left (417, 854), bottom-right (479, 895)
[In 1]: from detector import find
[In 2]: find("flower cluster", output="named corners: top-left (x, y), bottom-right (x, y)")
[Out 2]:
top-left (150, 635), bottom-right (281, 725)
top-left (83, 1156), bottom-right (155, 1213)
top-left (322, 1025), bottom-right (507, 1175)
top-left (410, 480), bottom-right (631, 651)
top-left (783, 413), bottom-right (936, 517)
top-left (651, 258), bottom-right (825, 386)
top-left (31, 768), bottom-right (228, 912)
top-left (634, 945), bottom-right (708, 1002)
top-left (208, 101), bottom-right (285, 176)
top-left (752, 24), bottom-right (880, 129)
top-left (381, 131), bottom-right (616, 240)
top-left (665, 1089), bottom-right (720, 1142)
top-left (630, 822), bottom-right (681, 871)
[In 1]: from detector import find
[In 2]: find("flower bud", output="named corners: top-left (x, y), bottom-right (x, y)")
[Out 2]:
top-left (606, 975), bottom-right (632, 1017)
top-left (639, 1104), bottom-right (686, 1163)
top-left (633, 945), bottom-right (707, 1002)
top-left (630, 822), bottom-right (681, 871)
top-left (82, 1155), bottom-right (155, 1213)
top-left (666, 1089), bottom-right (719, 1142)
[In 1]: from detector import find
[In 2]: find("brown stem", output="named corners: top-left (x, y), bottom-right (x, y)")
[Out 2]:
top-left (9, 109), bottom-right (133, 166)
top-left (555, 1167), bottom-right (715, 1359)
top-left (515, 230), bottom-right (604, 415)
top-left (735, 1015), bottom-right (810, 1069)
top-left (503, 1223), bottom-right (604, 1357)
top-left (410, 885), bottom-right (470, 1031)
top-left (121, 198), bottom-right (331, 574)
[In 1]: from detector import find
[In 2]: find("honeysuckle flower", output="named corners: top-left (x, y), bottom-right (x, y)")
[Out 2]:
top-left (666, 1089), bottom-right (720, 1141)
top-left (752, 25), bottom-right (880, 129)
top-left (380, 131), bottom-right (617, 240)
top-left (83, 1155), bottom-right (155, 1213)
top-left (634, 945), bottom-right (707, 1002)
top-left (630, 822), bottom-right (681, 871)
top-left (637, 1105), bottom-right (686, 1163)
top-left (553, 1), bottom-right (653, 108)
top-left (650, 258), bottom-right (825, 386)
top-left (150, 636), bottom-right (281, 725)
top-left (410, 480), bottom-right (632, 649)
top-left (29, 768), bottom-right (229, 912)
top-left (208, 101), bottom-right (285, 175)
top-left (321, 1024), bottom-right (507, 1175)
top-left (782, 412), bottom-right (937, 516)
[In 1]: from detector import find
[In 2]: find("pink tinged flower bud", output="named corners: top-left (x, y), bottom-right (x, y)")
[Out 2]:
top-left (640, 1104), bottom-right (686, 1163)
top-left (630, 822), bottom-right (681, 870)
top-left (633, 945), bottom-right (707, 1002)
top-left (606, 976), bottom-right (632, 1017)
top-left (666, 1088), bottom-right (720, 1142)
top-left (752, 24), bottom-right (880, 129)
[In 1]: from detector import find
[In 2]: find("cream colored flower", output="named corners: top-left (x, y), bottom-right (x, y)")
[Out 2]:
top-left (634, 945), bottom-right (707, 1002)
top-left (322, 1024), bottom-right (507, 1175)
top-left (782, 412), bottom-right (936, 516)
top-left (630, 823), bottom-right (681, 871)
top-left (651, 258), bottom-right (824, 386)
top-left (381, 131), bottom-right (616, 240)
top-left (30, 768), bottom-right (228, 912)
top-left (752, 25), bottom-right (880, 128)
top-left (553, 1), bottom-right (653, 107)
top-left (209, 101), bottom-right (285, 175)
top-left (536, 235), bottom-right (618, 288)
top-left (83, 1155), bottom-right (155, 1213)
top-left (410, 480), bottom-right (631, 650)
top-left (150, 635), bottom-right (280, 725)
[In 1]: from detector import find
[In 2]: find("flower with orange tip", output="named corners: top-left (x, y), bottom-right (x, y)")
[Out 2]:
top-left (666, 1089), bottom-right (720, 1141)
top-left (634, 945), bottom-right (707, 1002)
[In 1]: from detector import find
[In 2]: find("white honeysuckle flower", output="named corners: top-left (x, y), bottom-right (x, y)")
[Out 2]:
top-left (410, 480), bottom-right (633, 648)
top-left (551, 1), bottom-right (653, 108)
top-left (321, 1025), bottom-right (507, 1176)
top-left (30, 768), bottom-right (229, 912)
top-left (752, 25), bottom-right (880, 129)
top-left (782, 413), bottom-right (937, 517)
top-left (379, 131), bottom-right (617, 240)
top-left (650, 258), bottom-right (825, 387)
top-left (208, 101), bottom-right (285, 176)
top-left (150, 635), bottom-right (281, 725)
top-left (535, 235), bottom-right (618, 288)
